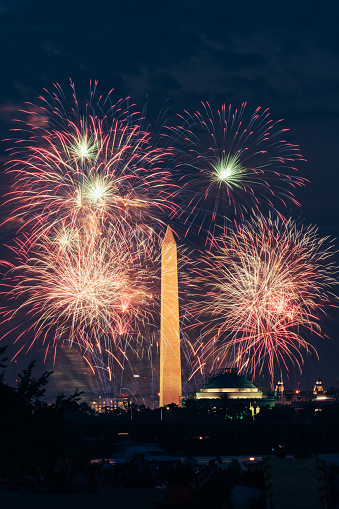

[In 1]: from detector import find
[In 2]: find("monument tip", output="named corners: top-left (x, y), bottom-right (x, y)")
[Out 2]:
top-left (163, 225), bottom-right (176, 245)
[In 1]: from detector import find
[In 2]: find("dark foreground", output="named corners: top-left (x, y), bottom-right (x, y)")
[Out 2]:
top-left (3, 454), bottom-right (339, 509)
top-left (0, 486), bottom-right (161, 509)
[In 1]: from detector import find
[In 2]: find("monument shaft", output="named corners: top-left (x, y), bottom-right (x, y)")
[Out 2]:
top-left (160, 226), bottom-right (182, 407)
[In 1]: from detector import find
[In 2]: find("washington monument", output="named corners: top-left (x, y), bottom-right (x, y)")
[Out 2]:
top-left (160, 226), bottom-right (182, 407)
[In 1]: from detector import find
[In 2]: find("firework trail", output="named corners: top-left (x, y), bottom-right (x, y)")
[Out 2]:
top-left (2, 83), bottom-right (323, 399)
top-left (0, 224), bottom-right (160, 394)
top-left (168, 102), bottom-right (306, 243)
top-left (1, 81), bottom-right (180, 399)
top-left (3, 81), bottom-right (179, 246)
top-left (190, 214), bottom-right (338, 386)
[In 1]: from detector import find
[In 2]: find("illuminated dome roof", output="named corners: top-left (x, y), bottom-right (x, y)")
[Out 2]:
top-left (202, 372), bottom-right (257, 390)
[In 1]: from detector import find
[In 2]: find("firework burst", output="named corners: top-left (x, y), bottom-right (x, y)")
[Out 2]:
top-left (4, 81), bottom-right (179, 245)
top-left (168, 102), bottom-right (306, 242)
top-left (1, 224), bottom-right (160, 392)
top-left (191, 214), bottom-right (338, 385)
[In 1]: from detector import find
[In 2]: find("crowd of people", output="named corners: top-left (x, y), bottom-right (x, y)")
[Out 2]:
top-left (2, 452), bottom-right (339, 508)
top-left (1, 454), bottom-right (267, 508)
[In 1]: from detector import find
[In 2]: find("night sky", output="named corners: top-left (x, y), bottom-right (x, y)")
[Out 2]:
top-left (0, 0), bottom-right (339, 397)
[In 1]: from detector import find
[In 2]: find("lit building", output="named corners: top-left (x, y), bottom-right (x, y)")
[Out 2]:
top-left (195, 371), bottom-right (264, 400)
top-left (193, 370), bottom-right (275, 415)
top-left (272, 378), bottom-right (336, 407)
top-left (90, 395), bottom-right (126, 413)
top-left (275, 381), bottom-right (285, 395)
top-left (313, 379), bottom-right (324, 396)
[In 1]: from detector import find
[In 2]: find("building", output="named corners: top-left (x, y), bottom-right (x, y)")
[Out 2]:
top-left (193, 370), bottom-right (275, 415)
top-left (313, 379), bottom-right (324, 396)
top-left (275, 381), bottom-right (285, 395)
top-left (274, 378), bottom-right (336, 407)
top-left (90, 395), bottom-right (126, 413)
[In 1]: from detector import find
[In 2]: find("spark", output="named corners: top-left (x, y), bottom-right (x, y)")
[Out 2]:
top-left (4, 81), bottom-right (179, 245)
top-left (168, 102), bottom-right (306, 242)
top-left (1, 224), bottom-right (160, 393)
top-left (191, 214), bottom-right (338, 386)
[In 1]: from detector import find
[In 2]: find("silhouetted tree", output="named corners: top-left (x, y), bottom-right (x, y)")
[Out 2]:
top-left (255, 404), bottom-right (296, 423)
top-left (16, 360), bottom-right (52, 408)
top-left (0, 352), bottom-right (94, 470)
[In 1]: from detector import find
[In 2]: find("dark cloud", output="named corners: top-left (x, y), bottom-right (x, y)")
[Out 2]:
top-left (288, 109), bottom-right (339, 120)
